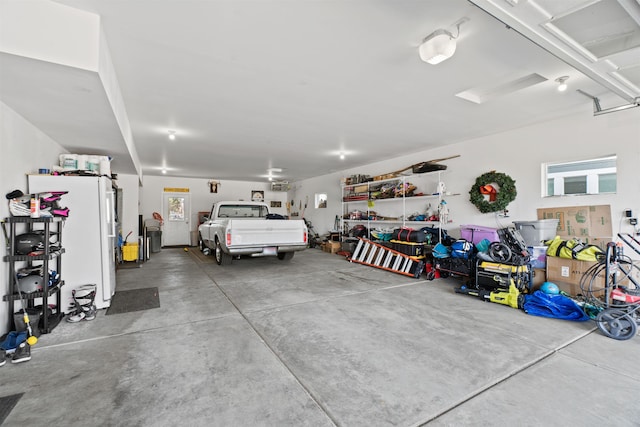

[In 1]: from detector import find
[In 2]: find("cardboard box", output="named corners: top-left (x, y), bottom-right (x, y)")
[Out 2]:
top-left (545, 256), bottom-right (604, 296)
top-left (537, 205), bottom-right (612, 239)
top-left (531, 268), bottom-right (546, 292)
top-left (322, 241), bottom-right (341, 254)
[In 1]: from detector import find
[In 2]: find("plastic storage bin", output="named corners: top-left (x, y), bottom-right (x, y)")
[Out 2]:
top-left (528, 245), bottom-right (548, 269)
top-left (460, 225), bottom-right (500, 245)
top-left (390, 240), bottom-right (425, 258)
top-left (513, 219), bottom-right (559, 247)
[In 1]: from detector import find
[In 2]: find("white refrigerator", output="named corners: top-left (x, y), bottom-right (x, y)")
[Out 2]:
top-left (28, 175), bottom-right (117, 312)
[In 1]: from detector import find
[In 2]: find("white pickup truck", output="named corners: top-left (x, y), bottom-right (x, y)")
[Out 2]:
top-left (198, 201), bottom-right (308, 265)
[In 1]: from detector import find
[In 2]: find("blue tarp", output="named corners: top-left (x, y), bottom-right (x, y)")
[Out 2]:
top-left (523, 291), bottom-right (590, 321)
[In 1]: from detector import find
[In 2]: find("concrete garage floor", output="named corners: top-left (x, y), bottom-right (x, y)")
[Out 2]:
top-left (2, 248), bottom-right (639, 426)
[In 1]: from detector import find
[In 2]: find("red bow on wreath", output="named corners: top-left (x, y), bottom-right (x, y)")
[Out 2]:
top-left (480, 184), bottom-right (497, 202)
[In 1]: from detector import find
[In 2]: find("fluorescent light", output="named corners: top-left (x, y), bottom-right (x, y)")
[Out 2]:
top-left (419, 29), bottom-right (457, 65)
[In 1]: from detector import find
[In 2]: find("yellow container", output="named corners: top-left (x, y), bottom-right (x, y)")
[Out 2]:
top-left (123, 243), bottom-right (139, 261)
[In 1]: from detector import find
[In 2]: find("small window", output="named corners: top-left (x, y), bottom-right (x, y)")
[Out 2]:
top-left (543, 155), bottom-right (616, 197)
top-left (168, 197), bottom-right (185, 221)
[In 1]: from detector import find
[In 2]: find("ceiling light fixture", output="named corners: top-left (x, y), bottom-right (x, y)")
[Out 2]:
top-left (419, 18), bottom-right (468, 65)
top-left (168, 130), bottom-right (176, 140)
top-left (339, 152), bottom-right (345, 160)
top-left (162, 169), bottom-right (167, 174)
top-left (419, 29), bottom-right (456, 64)
top-left (266, 167), bottom-right (283, 182)
top-left (555, 76), bottom-right (569, 92)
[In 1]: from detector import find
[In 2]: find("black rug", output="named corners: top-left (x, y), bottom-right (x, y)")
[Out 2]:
top-left (0, 393), bottom-right (23, 425)
top-left (106, 287), bottom-right (160, 315)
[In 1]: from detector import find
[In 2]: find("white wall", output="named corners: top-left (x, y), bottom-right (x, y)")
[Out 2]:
top-left (140, 176), bottom-right (290, 242)
top-left (298, 108), bottom-right (640, 241)
top-left (0, 102), bottom-right (68, 335)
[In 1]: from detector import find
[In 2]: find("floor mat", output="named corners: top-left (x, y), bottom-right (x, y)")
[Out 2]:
top-left (0, 393), bottom-right (23, 425)
top-left (106, 287), bottom-right (160, 315)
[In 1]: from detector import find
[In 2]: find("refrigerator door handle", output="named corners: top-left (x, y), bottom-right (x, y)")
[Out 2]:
top-left (107, 190), bottom-right (116, 238)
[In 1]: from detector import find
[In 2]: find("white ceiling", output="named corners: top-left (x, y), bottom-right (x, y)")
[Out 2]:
top-left (2, 0), bottom-right (639, 182)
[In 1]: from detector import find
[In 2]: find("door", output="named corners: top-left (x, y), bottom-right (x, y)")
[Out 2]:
top-left (162, 192), bottom-right (191, 246)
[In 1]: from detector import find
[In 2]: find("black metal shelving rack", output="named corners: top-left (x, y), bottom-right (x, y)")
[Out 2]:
top-left (3, 216), bottom-right (66, 333)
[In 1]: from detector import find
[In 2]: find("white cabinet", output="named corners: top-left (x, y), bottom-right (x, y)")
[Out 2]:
top-left (341, 172), bottom-right (455, 242)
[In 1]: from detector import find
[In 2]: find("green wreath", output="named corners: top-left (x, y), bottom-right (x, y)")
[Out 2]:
top-left (469, 171), bottom-right (517, 213)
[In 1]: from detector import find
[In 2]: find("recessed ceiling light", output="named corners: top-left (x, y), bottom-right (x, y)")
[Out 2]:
top-left (162, 169), bottom-right (167, 174)
top-left (168, 130), bottom-right (176, 140)
top-left (340, 153), bottom-right (345, 160)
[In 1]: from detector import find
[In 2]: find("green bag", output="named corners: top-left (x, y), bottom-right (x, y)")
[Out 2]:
top-left (545, 236), bottom-right (603, 262)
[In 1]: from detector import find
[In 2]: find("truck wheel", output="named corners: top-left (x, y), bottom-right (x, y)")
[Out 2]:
top-left (198, 233), bottom-right (206, 252)
top-left (215, 239), bottom-right (232, 265)
top-left (277, 252), bottom-right (294, 261)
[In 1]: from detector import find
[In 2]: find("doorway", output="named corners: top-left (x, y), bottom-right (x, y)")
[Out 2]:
top-left (162, 192), bottom-right (191, 246)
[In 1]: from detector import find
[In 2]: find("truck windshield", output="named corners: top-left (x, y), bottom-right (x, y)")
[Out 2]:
top-left (218, 204), bottom-right (269, 218)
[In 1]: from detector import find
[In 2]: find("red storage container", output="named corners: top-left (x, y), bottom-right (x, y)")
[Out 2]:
top-left (460, 225), bottom-right (500, 245)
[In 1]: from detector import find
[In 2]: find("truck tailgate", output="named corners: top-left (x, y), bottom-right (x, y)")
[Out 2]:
top-left (227, 220), bottom-right (306, 246)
